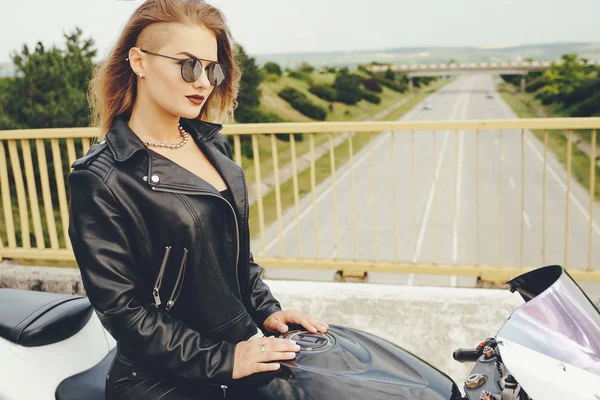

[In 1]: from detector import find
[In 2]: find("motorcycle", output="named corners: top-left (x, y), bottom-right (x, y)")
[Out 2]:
top-left (0, 264), bottom-right (598, 400)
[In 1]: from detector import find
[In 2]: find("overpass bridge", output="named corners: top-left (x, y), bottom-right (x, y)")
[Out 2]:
top-left (370, 59), bottom-right (600, 91)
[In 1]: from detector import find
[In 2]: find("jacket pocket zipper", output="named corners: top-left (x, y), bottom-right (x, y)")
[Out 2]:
top-left (152, 245), bottom-right (188, 312)
top-left (152, 246), bottom-right (172, 307)
top-left (165, 248), bottom-right (188, 311)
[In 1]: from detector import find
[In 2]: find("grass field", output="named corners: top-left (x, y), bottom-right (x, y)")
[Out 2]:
top-left (240, 72), bottom-right (440, 183)
top-left (498, 83), bottom-right (599, 202)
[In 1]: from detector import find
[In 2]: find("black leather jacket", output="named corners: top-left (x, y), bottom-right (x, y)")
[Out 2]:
top-left (68, 116), bottom-right (282, 385)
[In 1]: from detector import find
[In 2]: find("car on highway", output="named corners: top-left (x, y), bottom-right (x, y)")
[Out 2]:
top-left (423, 100), bottom-right (432, 110)
top-left (485, 91), bottom-right (494, 98)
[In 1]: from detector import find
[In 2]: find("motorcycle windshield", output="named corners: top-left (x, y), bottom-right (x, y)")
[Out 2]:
top-left (496, 265), bottom-right (600, 376)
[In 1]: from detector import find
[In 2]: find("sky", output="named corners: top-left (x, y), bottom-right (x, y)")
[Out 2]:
top-left (0, 0), bottom-right (599, 63)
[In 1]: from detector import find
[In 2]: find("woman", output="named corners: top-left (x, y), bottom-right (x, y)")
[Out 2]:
top-left (68, 1), bottom-right (328, 398)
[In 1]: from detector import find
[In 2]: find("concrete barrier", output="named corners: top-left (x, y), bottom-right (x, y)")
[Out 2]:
top-left (0, 264), bottom-right (84, 294)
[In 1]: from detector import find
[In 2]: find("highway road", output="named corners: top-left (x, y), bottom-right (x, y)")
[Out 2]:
top-left (254, 75), bottom-right (600, 288)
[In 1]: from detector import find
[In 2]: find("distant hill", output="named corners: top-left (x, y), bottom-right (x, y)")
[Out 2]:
top-left (253, 42), bottom-right (600, 69)
top-left (3, 42), bottom-right (598, 77)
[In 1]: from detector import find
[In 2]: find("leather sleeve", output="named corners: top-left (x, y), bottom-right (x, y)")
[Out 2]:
top-left (218, 135), bottom-right (282, 328)
top-left (68, 168), bottom-right (236, 384)
top-left (247, 251), bottom-right (283, 329)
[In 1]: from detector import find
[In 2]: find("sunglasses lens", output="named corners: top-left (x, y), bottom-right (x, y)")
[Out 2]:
top-left (181, 59), bottom-right (226, 86)
top-left (181, 59), bottom-right (202, 82)
top-left (208, 64), bottom-right (226, 86)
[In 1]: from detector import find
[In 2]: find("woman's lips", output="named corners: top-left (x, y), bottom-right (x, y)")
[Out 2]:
top-left (186, 95), bottom-right (205, 105)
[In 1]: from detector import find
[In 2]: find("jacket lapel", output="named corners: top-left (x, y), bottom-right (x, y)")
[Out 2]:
top-left (195, 139), bottom-right (247, 218)
top-left (106, 115), bottom-right (246, 216)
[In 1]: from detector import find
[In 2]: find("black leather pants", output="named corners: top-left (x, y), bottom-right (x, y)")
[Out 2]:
top-left (105, 352), bottom-right (242, 400)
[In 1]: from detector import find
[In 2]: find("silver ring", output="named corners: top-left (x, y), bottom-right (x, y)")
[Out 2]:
top-left (260, 344), bottom-right (266, 353)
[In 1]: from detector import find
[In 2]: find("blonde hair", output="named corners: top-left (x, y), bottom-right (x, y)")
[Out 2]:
top-left (88, 0), bottom-right (241, 136)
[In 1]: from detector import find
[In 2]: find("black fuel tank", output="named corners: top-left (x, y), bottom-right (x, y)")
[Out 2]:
top-left (239, 325), bottom-right (461, 400)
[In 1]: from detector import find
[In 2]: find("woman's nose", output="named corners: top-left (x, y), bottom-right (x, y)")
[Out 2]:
top-left (192, 68), bottom-right (211, 89)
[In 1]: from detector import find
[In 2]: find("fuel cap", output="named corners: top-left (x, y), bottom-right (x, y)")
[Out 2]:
top-left (285, 331), bottom-right (335, 353)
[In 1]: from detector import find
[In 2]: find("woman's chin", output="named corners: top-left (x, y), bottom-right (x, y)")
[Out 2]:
top-left (179, 105), bottom-right (203, 119)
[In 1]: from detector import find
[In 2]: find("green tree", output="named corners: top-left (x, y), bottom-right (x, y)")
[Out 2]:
top-left (262, 61), bottom-right (282, 76)
top-left (0, 77), bottom-right (19, 129)
top-left (537, 54), bottom-right (587, 105)
top-left (414, 76), bottom-right (437, 88)
top-left (502, 53), bottom-right (600, 118)
top-left (232, 44), bottom-right (265, 158)
top-left (1, 27), bottom-right (96, 129)
top-left (278, 87), bottom-right (327, 120)
top-left (234, 44), bottom-right (262, 114)
top-left (361, 90), bottom-right (381, 104)
top-left (332, 67), bottom-right (363, 105)
top-left (398, 73), bottom-right (410, 87)
top-left (309, 83), bottom-right (336, 102)
top-left (0, 28), bottom-right (96, 233)
top-left (384, 67), bottom-right (395, 81)
top-left (232, 45), bottom-right (297, 154)
top-left (288, 69), bottom-right (313, 84)
top-left (299, 62), bottom-right (314, 73)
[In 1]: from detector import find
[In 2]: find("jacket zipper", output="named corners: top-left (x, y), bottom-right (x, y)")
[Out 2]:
top-left (165, 248), bottom-right (188, 311)
top-left (152, 246), bottom-right (172, 307)
top-left (150, 186), bottom-right (242, 300)
top-left (153, 246), bottom-right (189, 312)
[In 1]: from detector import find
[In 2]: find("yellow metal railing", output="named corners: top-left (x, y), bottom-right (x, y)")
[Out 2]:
top-left (0, 118), bottom-right (599, 283)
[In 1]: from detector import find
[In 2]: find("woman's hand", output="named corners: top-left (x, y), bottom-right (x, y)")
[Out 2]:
top-left (232, 336), bottom-right (300, 379)
top-left (263, 310), bottom-right (328, 334)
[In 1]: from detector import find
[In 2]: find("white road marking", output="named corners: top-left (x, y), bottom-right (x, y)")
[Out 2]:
top-left (452, 128), bottom-right (466, 264)
top-left (452, 130), bottom-right (465, 263)
top-left (452, 80), bottom-right (473, 266)
top-left (523, 211), bottom-right (532, 229)
top-left (412, 90), bottom-right (466, 262)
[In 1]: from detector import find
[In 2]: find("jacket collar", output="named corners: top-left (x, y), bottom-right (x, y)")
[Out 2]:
top-left (105, 115), bottom-right (246, 217)
top-left (105, 115), bottom-right (223, 163)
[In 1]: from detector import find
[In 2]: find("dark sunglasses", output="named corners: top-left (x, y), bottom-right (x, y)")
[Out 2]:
top-left (139, 49), bottom-right (227, 86)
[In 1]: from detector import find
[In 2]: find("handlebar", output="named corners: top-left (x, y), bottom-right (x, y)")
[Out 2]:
top-left (453, 348), bottom-right (481, 363)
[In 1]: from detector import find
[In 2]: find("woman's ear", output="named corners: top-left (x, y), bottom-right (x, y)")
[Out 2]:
top-left (127, 47), bottom-right (145, 78)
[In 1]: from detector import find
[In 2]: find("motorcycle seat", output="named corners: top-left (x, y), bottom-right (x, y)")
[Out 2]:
top-left (55, 347), bottom-right (115, 400)
top-left (0, 288), bottom-right (93, 347)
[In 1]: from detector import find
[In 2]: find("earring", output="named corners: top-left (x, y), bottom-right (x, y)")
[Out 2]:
top-left (139, 72), bottom-right (144, 79)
